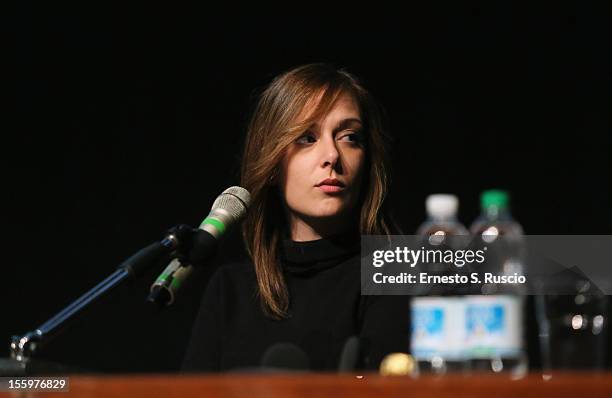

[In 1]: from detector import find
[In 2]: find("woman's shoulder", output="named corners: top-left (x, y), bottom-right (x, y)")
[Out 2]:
top-left (214, 258), bottom-right (255, 277)
top-left (199, 259), bottom-right (259, 313)
top-left (206, 258), bottom-right (257, 291)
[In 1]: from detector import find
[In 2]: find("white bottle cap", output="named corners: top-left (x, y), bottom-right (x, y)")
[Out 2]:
top-left (425, 194), bottom-right (459, 219)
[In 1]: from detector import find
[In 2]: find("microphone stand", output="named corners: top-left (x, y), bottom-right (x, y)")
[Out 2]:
top-left (9, 225), bottom-right (197, 364)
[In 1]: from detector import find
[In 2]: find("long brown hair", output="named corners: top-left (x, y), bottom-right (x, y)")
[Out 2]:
top-left (240, 63), bottom-right (394, 319)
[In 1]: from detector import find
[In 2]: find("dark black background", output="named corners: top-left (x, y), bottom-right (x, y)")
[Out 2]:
top-left (5, 2), bottom-right (611, 372)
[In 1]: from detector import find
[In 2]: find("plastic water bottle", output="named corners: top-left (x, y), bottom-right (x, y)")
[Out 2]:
top-left (411, 194), bottom-right (469, 374)
top-left (466, 190), bottom-right (528, 376)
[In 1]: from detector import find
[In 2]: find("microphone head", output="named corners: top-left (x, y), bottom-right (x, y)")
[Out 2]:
top-left (201, 186), bottom-right (250, 239)
top-left (211, 186), bottom-right (250, 220)
top-left (260, 343), bottom-right (310, 371)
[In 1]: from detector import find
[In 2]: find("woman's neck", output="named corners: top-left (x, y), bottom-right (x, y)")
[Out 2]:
top-left (287, 214), bottom-right (354, 242)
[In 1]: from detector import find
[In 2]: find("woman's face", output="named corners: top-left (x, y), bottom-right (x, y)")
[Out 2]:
top-left (279, 93), bottom-right (366, 232)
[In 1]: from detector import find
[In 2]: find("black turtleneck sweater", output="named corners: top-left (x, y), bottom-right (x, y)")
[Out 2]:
top-left (181, 234), bottom-right (411, 372)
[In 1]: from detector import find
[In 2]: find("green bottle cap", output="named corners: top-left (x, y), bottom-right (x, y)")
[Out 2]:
top-left (481, 189), bottom-right (509, 210)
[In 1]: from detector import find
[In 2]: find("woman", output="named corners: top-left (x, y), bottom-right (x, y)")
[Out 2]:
top-left (182, 63), bottom-right (410, 372)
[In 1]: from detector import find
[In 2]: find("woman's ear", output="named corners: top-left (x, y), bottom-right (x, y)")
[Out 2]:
top-left (269, 163), bottom-right (284, 186)
top-left (268, 171), bottom-right (278, 186)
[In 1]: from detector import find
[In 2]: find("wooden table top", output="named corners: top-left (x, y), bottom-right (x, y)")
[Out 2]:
top-left (11, 371), bottom-right (612, 398)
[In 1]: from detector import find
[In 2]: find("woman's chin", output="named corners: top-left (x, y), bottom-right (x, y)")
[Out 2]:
top-left (308, 205), bottom-right (350, 219)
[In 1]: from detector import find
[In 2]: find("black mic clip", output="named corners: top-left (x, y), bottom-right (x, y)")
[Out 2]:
top-left (164, 224), bottom-right (198, 263)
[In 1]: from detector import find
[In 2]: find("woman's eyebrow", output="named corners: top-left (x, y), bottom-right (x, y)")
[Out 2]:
top-left (306, 118), bottom-right (363, 134)
top-left (334, 118), bottom-right (363, 131)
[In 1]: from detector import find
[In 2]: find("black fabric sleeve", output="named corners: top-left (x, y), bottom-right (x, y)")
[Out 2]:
top-left (181, 268), bottom-right (224, 372)
top-left (358, 295), bottom-right (412, 370)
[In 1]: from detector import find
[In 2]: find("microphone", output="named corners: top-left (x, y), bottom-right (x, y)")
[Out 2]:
top-left (260, 343), bottom-right (310, 371)
top-left (338, 336), bottom-right (361, 372)
top-left (148, 186), bottom-right (250, 307)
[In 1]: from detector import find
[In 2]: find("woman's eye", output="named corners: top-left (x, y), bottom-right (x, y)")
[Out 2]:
top-left (339, 132), bottom-right (363, 144)
top-left (296, 134), bottom-right (316, 144)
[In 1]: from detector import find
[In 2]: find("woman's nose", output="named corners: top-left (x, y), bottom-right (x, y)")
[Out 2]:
top-left (320, 136), bottom-right (340, 169)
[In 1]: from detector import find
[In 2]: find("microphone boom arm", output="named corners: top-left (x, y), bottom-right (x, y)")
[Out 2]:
top-left (10, 227), bottom-right (189, 361)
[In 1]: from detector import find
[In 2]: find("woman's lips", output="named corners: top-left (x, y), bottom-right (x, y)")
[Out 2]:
top-left (318, 184), bottom-right (345, 193)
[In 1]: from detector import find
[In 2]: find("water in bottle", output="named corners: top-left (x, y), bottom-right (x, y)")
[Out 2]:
top-left (411, 194), bottom-right (470, 374)
top-left (467, 190), bottom-right (528, 376)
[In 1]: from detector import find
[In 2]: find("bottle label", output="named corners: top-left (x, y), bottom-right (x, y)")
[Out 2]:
top-left (410, 297), bottom-right (466, 361)
top-left (465, 295), bottom-right (523, 358)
